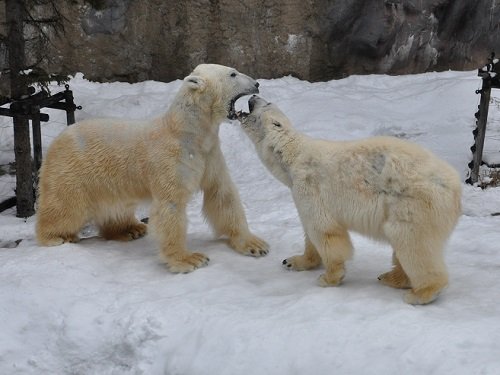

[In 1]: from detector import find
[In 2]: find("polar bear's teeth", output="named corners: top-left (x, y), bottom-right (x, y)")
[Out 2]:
top-left (227, 99), bottom-right (237, 120)
top-left (235, 110), bottom-right (248, 121)
top-left (228, 107), bottom-right (238, 120)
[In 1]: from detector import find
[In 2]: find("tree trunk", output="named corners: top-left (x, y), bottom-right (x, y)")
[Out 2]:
top-left (6, 0), bottom-right (35, 217)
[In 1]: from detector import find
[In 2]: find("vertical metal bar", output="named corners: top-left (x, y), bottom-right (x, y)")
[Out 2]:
top-left (65, 88), bottom-right (76, 125)
top-left (470, 78), bottom-right (492, 184)
top-left (31, 105), bottom-right (42, 173)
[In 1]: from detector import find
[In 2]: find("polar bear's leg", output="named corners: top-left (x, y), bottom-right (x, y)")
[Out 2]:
top-left (150, 198), bottom-right (209, 273)
top-left (312, 229), bottom-right (353, 287)
top-left (385, 222), bottom-right (448, 304)
top-left (36, 217), bottom-right (82, 246)
top-left (36, 192), bottom-right (87, 246)
top-left (397, 242), bottom-right (448, 305)
top-left (282, 234), bottom-right (322, 271)
top-left (378, 252), bottom-right (411, 289)
top-left (96, 203), bottom-right (147, 241)
top-left (201, 147), bottom-right (269, 257)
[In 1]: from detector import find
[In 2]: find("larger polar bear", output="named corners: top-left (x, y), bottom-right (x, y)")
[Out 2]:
top-left (36, 64), bottom-right (269, 273)
top-left (238, 95), bottom-right (461, 304)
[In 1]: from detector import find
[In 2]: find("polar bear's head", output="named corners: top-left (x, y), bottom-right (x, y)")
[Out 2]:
top-left (238, 95), bottom-right (297, 186)
top-left (183, 64), bottom-right (260, 121)
top-left (238, 95), bottom-right (294, 145)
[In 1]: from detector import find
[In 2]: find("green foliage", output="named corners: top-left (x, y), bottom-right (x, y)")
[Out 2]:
top-left (20, 67), bottom-right (70, 94)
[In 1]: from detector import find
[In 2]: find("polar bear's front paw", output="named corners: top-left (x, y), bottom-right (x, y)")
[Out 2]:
top-left (166, 252), bottom-right (210, 273)
top-left (229, 233), bottom-right (269, 257)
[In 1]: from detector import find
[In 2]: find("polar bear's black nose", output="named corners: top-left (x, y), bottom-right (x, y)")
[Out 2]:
top-left (248, 95), bottom-right (260, 112)
top-left (255, 82), bottom-right (259, 88)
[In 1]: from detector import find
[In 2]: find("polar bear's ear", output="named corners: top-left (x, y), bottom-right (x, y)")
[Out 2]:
top-left (184, 75), bottom-right (206, 91)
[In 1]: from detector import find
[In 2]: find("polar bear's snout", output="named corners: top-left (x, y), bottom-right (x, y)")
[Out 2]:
top-left (248, 95), bottom-right (269, 112)
top-left (236, 95), bottom-right (270, 121)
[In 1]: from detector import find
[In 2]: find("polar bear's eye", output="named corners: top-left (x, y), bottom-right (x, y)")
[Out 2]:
top-left (272, 121), bottom-right (282, 128)
top-left (230, 72), bottom-right (237, 77)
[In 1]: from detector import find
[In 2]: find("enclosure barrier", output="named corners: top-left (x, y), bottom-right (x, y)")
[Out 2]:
top-left (466, 53), bottom-right (500, 185)
top-left (0, 85), bottom-right (81, 217)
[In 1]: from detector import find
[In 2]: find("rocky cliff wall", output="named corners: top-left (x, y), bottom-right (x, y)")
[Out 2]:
top-left (3, 0), bottom-right (500, 82)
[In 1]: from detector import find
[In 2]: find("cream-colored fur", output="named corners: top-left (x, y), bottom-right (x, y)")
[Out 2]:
top-left (239, 95), bottom-right (461, 304)
top-left (36, 64), bottom-right (269, 273)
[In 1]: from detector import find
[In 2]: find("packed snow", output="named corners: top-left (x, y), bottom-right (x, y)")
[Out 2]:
top-left (1, 70), bottom-right (500, 375)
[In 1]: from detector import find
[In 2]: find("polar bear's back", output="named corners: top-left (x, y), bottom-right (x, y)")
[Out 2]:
top-left (39, 118), bottom-right (152, 203)
top-left (309, 136), bottom-right (460, 192)
top-left (345, 136), bottom-right (460, 195)
top-left (57, 117), bottom-right (147, 148)
top-left (301, 135), bottom-right (462, 240)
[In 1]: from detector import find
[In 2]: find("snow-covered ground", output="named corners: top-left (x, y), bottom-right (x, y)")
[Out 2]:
top-left (1, 71), bottom-right (500, 375)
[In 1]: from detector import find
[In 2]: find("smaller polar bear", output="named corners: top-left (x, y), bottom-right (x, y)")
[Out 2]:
top-left (238, 95), bottom-right (461, 304)
top-left (36, 64), bottom-right (269, 273)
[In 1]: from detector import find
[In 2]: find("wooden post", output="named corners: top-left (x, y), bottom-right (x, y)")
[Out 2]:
top-left (468, 79), bottom-right (492, 184)
top-left (11, 110), bottom-right (35, 217)
top-left (6, 0), bottom-right (35, 217)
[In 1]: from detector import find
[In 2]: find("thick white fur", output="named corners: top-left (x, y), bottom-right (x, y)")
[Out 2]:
top-left (240, 96), bottom-right (462, 304)
top-left (36, 64), bottom-right (269, 273)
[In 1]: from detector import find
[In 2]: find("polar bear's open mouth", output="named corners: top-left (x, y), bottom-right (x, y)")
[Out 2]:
top-left (233, 98), bottom-right (254, 121)
top-left (235, 94), bottom-right (262, 121)
top-left (228, 93), bottom-right (253, 120)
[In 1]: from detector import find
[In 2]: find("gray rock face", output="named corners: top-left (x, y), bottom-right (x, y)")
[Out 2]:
top-left (2, 0), bottom-right (500, 82)
top-left (81, 0), bottom-right (131, 36)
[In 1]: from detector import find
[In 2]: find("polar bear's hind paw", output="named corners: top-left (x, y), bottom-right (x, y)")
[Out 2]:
top-left (282, 255), bottom-right (321, 271)
top-left (127, 223), bottom-right (147, 240)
